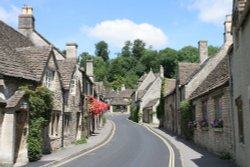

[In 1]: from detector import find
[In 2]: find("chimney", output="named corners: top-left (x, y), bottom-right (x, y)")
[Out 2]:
top-left (198, 40), bottom-right (208, 64)
top-left (160, 65), bottom-right (164, 78)
top-left (18, 6), bottom-right (35, 36)
top-left (86, 59), bottom-right (94, 81)
top-left (224, 15), bottom-right (232, 43)
top-left (66, 43), bottom-right (78, 59)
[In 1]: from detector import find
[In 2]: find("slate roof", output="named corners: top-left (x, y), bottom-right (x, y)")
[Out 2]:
top-left (16, 46), bottom-right (52, 81)
top-left (0, 97), bottom-right (6, 105)
top-left (110, 97), bottom-right (127, 106)
top-left (165, 79), bottom-right (176, 96)
top-left (104, 89), bottom-right (118, 98)
top-left (6, 91), bottom-right (25, 108)
top-left (138, 90), bottom-right (147, 99)
top-left (190, 56), bottom-right (229, 100)
top-left (144, 98), bottom-right (159, 108)
top-left (0, 20), bottom-right (52, 82)
top-left (57, 58), bottom-right (77, 90)
top-left (120, 89), bottom-right (133, 98)
top-left (178, 63), bottom-right (200, 85)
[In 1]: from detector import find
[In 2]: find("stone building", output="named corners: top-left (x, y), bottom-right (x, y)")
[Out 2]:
top-left (0, 18), bottom-right (62, 165)
top-left (163, 79), bottom-right (176, 132)
top-left (190, 54), bottom-right (234, 157)
top-left (0, 6), bottom-right (97, 166)
top-left (230, 1), bottom-right (250, 166)
top-left (175, 16), bottom-right (233, 135)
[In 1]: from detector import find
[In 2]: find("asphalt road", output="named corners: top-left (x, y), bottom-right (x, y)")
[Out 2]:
top-left (60, 114), bottom-right (171, 167)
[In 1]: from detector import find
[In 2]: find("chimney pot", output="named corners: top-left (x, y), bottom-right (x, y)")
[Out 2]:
top-left (224, 15), bottom-right (232, 43)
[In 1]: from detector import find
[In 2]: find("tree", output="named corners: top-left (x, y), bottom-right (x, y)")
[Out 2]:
top-left (178, 46), bottom-right (199, 63)
top-left (132, 39), bottom-right (146, 59)
top-left (140, 49), bottom-right (159, 73)
top-left (95, 41), bottom-right (109, 61)
top-left (121, 40), bottom-right (132, 57)
top-left (93, 56), bottom-right (108, 82)
top-left (208, 45), bottom-right (219, 57)
top-left (79, 52), bottom-right (93, 68)
top-left (159, 48), bottom-right (178, 78)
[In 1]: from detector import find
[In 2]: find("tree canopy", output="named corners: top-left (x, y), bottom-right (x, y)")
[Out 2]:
top-left (79, 39), bottom-right (219, 90)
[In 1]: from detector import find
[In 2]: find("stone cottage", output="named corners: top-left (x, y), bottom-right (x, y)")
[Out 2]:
top-left (0, 18), bottom-right (62, 166)
top-left (230, 0), bottom-right (250, 166)
top-left (190, 53), bottom-right (234, 157)
top-left (175, 16), bottom-right (233, 135)
top-left (163, 79), bottom-right (176, 132)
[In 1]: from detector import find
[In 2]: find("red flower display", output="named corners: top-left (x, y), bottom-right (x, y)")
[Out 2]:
top-left (86, 96), bottom-right (109, 116)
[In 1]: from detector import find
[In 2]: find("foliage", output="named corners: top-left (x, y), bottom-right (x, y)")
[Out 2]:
top-left (210, 119), bottom-right (223, 128)
top-left (102, 115), bottom-right (107, 126)
top-left (79, 39), bottom-right (219, 90)
top-left (95, 41), bottom-right (109, 62)
top-left (156, 78), bottom-right (165, 127)
top-left (198, 119), bottom-right (208, 128)
top-left (180, 100), bottom-right (194, 140)
top-left (19, 86), bottom-right (53, 161)
top-left (75, 135), bottom-right (87, 144)
top-left (129, 106), bottom-right (139, 123)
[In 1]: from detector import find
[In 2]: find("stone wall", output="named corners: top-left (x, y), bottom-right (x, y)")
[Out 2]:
top-left (193, 87), bottom-right (234, 156)
top-left (164, 93), bottom-right (176, 132)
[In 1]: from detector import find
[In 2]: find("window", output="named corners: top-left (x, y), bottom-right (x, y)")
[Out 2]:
top-left (45, 70), bottom-right (54, 90)
top-left (202, 100), bottom-right (208, 120)
top-left (50, 111), bottom-right (60, 137)
top-left (64, 113), bottom-right (71, 135)
top-left (214, 96), bottom-right (222, 120)
top-left (70, 78), bottom-right (76, 95)
top-left (236, 96), bottom-right (244, 143)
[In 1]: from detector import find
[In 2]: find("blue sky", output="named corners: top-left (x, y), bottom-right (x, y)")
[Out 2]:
top-left (0, 0), bottom-right (232, 58)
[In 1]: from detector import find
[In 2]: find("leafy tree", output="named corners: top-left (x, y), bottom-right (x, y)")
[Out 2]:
top-left (95, 41), bottom-right (110, 61)
top-left (124, 71), bottom-right (138, 89)
top-left (140, 49), bottom-right (159, 73)
top-left (159, 48), bottom-right (178, 78)
top-left (208, 45), bottom-right (219, 57)
top-left (111, 75), bottom-right (124, 90)
top-left (132, 39), bottom-right (146, 59)
top-left (121, 40), bottom-right (132, 57)
top-left (79, 52), bottom-right (93, 68)
top-left (93, 56), bottom-right (108, 82)
top-left (178, 46), bottom-right (199, 62)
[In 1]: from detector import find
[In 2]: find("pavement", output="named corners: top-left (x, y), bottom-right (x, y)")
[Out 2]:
top-left (17, 113), bottom-right (238, 167)
top-left (144, 123), bottom-right (238, 167)
top-left (19, 119), bottom-right (114, 167)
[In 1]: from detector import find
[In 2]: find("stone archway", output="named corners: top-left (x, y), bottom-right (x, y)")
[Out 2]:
top-left (14, 109), bottom-right (28, 164)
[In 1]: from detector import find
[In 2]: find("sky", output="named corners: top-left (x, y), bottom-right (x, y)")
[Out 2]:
top-left (0, 0), bottom-right (233, 58)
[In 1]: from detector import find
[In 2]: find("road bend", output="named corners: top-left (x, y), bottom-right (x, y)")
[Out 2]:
top-left (60, 114), bottom-right (173, 167)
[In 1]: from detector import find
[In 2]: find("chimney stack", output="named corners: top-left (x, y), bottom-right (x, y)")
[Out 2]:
top-left (66, 43), bottom-right (78, 59)
top-left (224, 15), bottom-right (232, 43)
top-left (18, 6), bottom-right (35, 36)
top-left (160, 65), bottom-right (164, 78)
top-left (198, 40), bottom-right (208, 64)
top-left (86, 59), bottom-right (94, 82)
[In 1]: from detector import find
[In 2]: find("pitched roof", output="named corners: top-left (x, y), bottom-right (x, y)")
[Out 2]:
top-left (110, 97), bottom-right (127, 106)
top-left (165, 79), bottom-right (176, 96)
top-left (120, 89), bottom-right (133, 98)
top-left (57, 58), bottom-right (77, 90)
top-left (0, 20), bottom-right (53, 82)
top-left (16, 46), bottom-right (52, 81)
top-left (0, 97), bottom-right (6, 105)
top-left (178, 62), bottom-right (200, 85)
top-left (104, 89), bottom-right (118, 98)
top-left (190, 56), bottom-right (229, 100)
top-left (6, 91), bottom-right (25, 108)
top-left (144, 98), bottom-right (159, 108)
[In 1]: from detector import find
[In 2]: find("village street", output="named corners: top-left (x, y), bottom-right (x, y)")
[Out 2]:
top-left (59, 114), bottom-right (178, 167)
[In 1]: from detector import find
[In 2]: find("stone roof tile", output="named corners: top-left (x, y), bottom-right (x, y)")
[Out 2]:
top-left (179, 63), bottom-right (200, 85)
top-left (165, 79), bottom-right (176, 96)
top-left (190, 56), bottom-right (229, 100)
top-left (6, 91), bottom-right (25, 108)
top-left (144, 98), bottom-right (159, 108)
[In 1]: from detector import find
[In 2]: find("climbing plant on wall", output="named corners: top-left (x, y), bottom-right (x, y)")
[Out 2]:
top-left (180, 100), bottom-right (194, 140)
top-left (20, 86), bottom-right (53, 161)
top-left (156, 78), bottom-right (166, 127)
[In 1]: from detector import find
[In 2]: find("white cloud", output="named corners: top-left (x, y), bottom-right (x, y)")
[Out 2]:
top-left (190, 0), bottom-right (233, 26)
top-left (0, 5), bottom-right (20, 27)
top-left (82, 19), bottom-right (168, 49)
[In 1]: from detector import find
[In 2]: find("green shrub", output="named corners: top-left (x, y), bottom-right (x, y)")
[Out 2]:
top-left (102, 115), bottom-right (107, 126)
top-left (180, 100), bottom-right (194, 140)
top-left (20, 86), bottom-right (53, 161)
top-left (75, 135), bottom-right (87, 145)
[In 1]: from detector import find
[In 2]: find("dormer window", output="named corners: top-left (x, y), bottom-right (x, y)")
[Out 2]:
top-left (45, 69), bottom-right (54, 90)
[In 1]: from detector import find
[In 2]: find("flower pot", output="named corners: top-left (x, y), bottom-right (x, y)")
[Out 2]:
top-left (201, 127), bottom-right (209, 131)
top-left (213, 128), bottom-right (223, 132)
